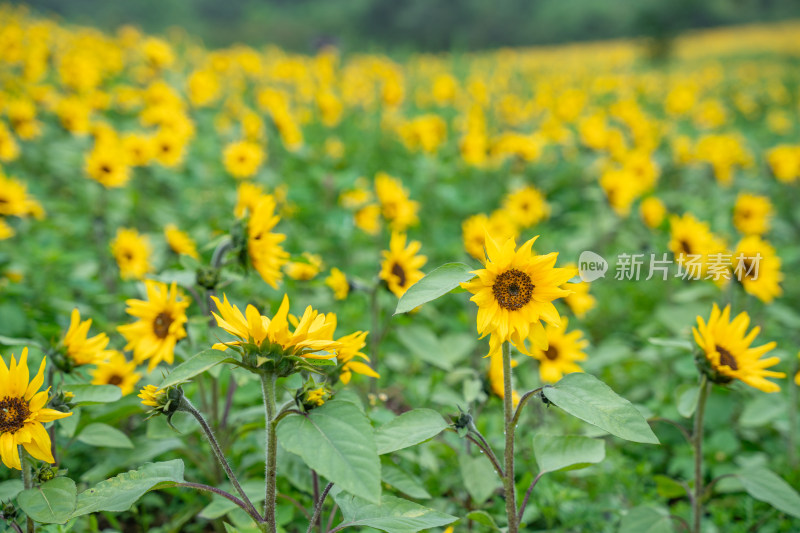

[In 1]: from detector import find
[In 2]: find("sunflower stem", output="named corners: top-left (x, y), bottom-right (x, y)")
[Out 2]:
top-left (181, 399), bottom-right (260, 522)
top-left (502, 342), bottom-right (518, 533)
top-left (369, 282), bottom-right (380, 396)
top-left (20, 448), bottom-right (34, 533)
top-left (789, 358), bottom-right (798, 469)
top-left (692, 375), bottom-right (710, 533)
top-left (261, 371), bottom-right (279, 533)
top-left (306, 482), bottom-right (333, 533)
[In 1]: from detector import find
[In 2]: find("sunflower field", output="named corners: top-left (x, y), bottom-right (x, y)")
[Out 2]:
top-left (1, 3), bottom-right (800, 532)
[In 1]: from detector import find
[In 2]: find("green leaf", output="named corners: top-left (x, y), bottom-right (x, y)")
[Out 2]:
top-left (459, 453), bottom-right (499, 505)
top-left (71, 459), bottom-right (185, 518)
top-left (17, 478), bottom-right (77, 524)
top-left (618, 505), bottom-right (674, 533)
top-left (676, 384), bottom-right (699, 418)
top-left (0, 479), bottom-right (23, 501)
top-left (160, 349), bottom-right (235, 388)
top-left (277, 400), bottom-right (381, 503)
top-left (466, 510), bottom-right (500, 530)
top-left (648, 337), bottom-right (693, 350)
top-left (65, 384), bottom-right (122, 405)
top-left (736, 468), bottom-right (800, 518)
top-left (331, 486), bottom-right (457, 532)
top-left (394, 263), bottom-right (475, 314)
top-left (382, 463), bottom-right (430, 499)
top-left (0, 335), bottom-right (38, 347)
top-left (654, 475), bottom-right (687, 499)
top-left (542, 373), bottom-right (659, 444)
top-left (76, 423), bottom-right (134, 449)
top-left (375, 409), bottom-right (448, 455)
top-left (533, 434), bottom-right (605, 473)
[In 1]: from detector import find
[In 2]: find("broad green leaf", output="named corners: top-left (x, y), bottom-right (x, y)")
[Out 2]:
top-left (160, 349), bottom-right (236, 388)
top-left (71, 459), bottom-right (184, 517)
top-left (375, 409), bottom-right (448, 455)
top-left (542, 373), bottom-right (659, 444)
top-left (459, 453), bottom-right (499, 505)
top-left (736, 468), bottom-right (800, 518)
top-left (533, 434), bottom-right (605, 473)
top-left (676, 384), bottom-right (699, 418)
top-left (67, 384), bottom-right (122, 405)
top-left (397, 326), bottom-right (454, 371)
top-left (739, 394), bottom-right (786, 428)
top-left (618, 505), bottom-right (673, 533)
top-left (331, 487), bottom-right (457, 532)
top-left (223, 524), bottom-right (242, 533)
top-left (0, 479), bottom-right (23, 501)
top-left (277, 400), bottom-right (380, 503)
top-left (466, 510), bottom-right (500, 530)
top-left (382, 463), bottom-right (430, 499)
top-left (654, 475), bottom-right (688, 499)
top-left (395, 263), bottom-right (475, 314)
top-left (17, 478), bottom-right (77, 524)
top-left (76, 423), bottom-right (134, 449)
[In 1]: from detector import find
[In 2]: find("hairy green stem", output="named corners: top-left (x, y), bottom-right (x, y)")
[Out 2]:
top-left (306, 482), bottom-right (333, 533)
top-left (789, 358), bottom-right (798, 469)
top-left (20, 449), bottom-right (34, 533)
top-left (502, 342), bottom-right (518, 533)
top-left (692, 375), bottom-right (710, 533)
top-left (261, 372), bottom-right (278, 533)
top-left (510, 387), bottom-right (543, 429)
top-left (181, 400), bottom-right (261, 522)
top-left (176, 482), bottom-right (262, 524)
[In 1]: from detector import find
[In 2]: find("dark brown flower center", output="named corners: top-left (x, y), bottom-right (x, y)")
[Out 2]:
top-left (544, 345), bottom-right (559, 361)
top-left (107, 375), bottom-right (124, 386)
top-left (100, 164), bottom-right (112, 174)
top-left (391, 262), bottom-right (407, 287)
top-left (678, 239), bottom-right (692, 255)
top-left (715, 345), bottom-right (738, 370)
top-left (492, 269), bottom-right (534, 310)
top-left (0, 396), bottom-right (31, 434)
top-left (153, 311), bottom-right (173, 339)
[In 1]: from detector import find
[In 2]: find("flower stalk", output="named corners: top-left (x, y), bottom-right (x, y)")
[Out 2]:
top-left (692, 374), bottom-right (710, 533)
top-left (261, 371), bottom-right (279, 533)
top-left (502, 341), bottom-right (518, 533)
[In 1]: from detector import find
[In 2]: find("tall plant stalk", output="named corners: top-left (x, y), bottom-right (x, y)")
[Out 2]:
top-left (692, 375), bottom-right (710, 533)
top-left (502, 342), bottom-right (518, 533)
top-left (261, 372), bottom-right (278, 533)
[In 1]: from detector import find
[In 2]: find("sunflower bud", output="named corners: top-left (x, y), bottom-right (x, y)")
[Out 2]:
top-left (196, 266), bottom-right (221, 290)
top-left (139, 384), bottom-right (183, 424)
top-left (1, 501), bottom-right (17, 521)
top-left (296, 384), bottom-right (332, 412)
top-left (452, 407), bottom-right (473, 438)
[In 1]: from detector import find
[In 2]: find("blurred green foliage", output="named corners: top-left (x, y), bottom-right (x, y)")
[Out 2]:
top-left (11, 0), bottom-right (800, 52)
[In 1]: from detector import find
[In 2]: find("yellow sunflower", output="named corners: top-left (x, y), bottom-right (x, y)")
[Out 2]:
top-left (525, 318), bottom-right (588, 383)
top-left (285, 253), bottom-right (323, 281)
top-left (223, 140), bottom-right (264, 179)
top-left (0, 348), bottom-right (72, 470)
top-left (91, 351), bottom-right (141, 396)
top-left (503, 186), bottom-right (550, 228)
top-left (164, 224), bottom-right (199, 259)
top-left (693, 304), bottom-right (784, 393)
top-left (62, 308), bottom-right (111, 366)
top-left (379, 232), bottom-right (427, 298)
top-left (138, 384), bottom-right (166, 407)
top-left (210, 294), bottom-right (339, 360)
top-left (461, 233), bottom-right (576, 357)
top-left (640, 196), bottom-right (666, 229)
top-left (235, 182), bottom-right (269, 218)
top-left (374, 172), bottom-right (419, 232)
top-left (668, 213), bottom-right (726, 278)
top-left (111, 228), bottom-right (152, 280)
top-left (117, 281), bottom-right (189, 372)
top-left (733, 235), bottom-right (783, 303)
top-left (248, 196), bottom-right (289, 289)
top-left (733, 193), bottom-right (772, 236)
top-left (336, 330), bottom-right (378, 384)
top-left (0, 174), bottom-right (44, 219)
top-left (325, 268), bottom-right (349, 300)
top-left (85, 144), bottom-right (131, 188)
top-left (354, 204), bottom-right (381, 235)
